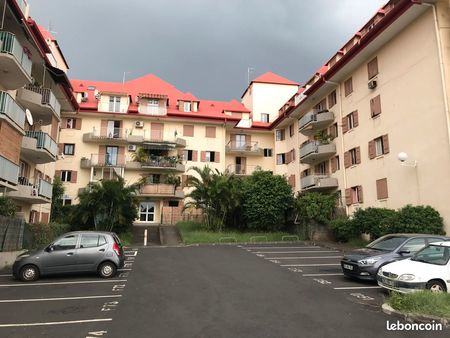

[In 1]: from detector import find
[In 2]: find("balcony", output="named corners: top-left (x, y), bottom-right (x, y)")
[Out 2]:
top-left (16, 86), bottom-right (61, 124)
top-left (299, 141), bottom-right (336, 164)
top-left (83, 127), bottom-right (128, 144)
top-left (139, 105), bottom-right (167, 116)
top-left (0, 155), bottom-right (19, 190)
top-left (21, 131), bottom-right (58, 164)
top-left (300, 175), bottom-right (338, 191)
top-left (225, 141), bottom-right (263, 156)
top-left (298, 110), bottom-right (334, 136)
top-left (0, 91), bottom-right (26, 131)
top-left (80, 154), bottom-right (126, 168)
top-left (226, 164), bottom-right (262, 176)
top-left (0, 31), bottom-right (33, 90)
top-left (138, 184), bottom-right (184, 199)
top-left (7, 178), bottom-right (52, 204)
top-left (126, 156), bottom-right (185, 173)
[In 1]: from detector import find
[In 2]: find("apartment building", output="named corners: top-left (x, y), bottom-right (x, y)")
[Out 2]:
top-left (272, 0), bottom-right (450, 234)
top-left (0, 0), bottom-right (77, 223)
top-left (57, 73), bottom-right (296, 224)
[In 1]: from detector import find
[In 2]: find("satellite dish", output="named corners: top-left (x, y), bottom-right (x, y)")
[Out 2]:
top-left (25, 109), bottom-right (33, 126)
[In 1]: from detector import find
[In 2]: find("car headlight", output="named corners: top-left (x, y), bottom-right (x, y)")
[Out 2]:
top-left (16, 254), bottom-right (30, 260)
top-left (358, 256), bottom-right (381, 265)
top-left (398, 274), bottom-right (415, 281)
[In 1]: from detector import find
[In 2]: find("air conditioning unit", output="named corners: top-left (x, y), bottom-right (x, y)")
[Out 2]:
top-left (81, 97), bottom-right (88, 102)
top-left (95, 94), bottom-right (101, 100)
top-left (128, 144), bottom-right (137, 152)
top-left (135, 121), bottom-right (144, 128)
top-left (368, 80), bottom-right (377, 89)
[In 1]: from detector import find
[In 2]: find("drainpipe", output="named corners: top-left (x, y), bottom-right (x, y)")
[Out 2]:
top-left (1, 1), bottom-right (6, 30)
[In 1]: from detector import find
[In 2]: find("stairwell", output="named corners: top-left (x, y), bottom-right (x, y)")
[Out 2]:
top-left (132, 225), bottom-right (182, 246)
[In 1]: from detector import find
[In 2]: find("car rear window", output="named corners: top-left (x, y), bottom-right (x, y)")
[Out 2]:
top-left (98, 236), bottom-right (107, 246)
top-left (80, 234), bottom-right (99, 248)
top-left (112, 233), bottom-right (122, 247)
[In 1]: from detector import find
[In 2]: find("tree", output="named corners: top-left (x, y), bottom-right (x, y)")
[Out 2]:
top-left (50, 176), bottom-right (65, 222)
top-left (0, 197), bottom-right (16, 217)
top-left (70, 177), bottom-right (139, 233)
top-left (241, 171), bottom-right (294, 231)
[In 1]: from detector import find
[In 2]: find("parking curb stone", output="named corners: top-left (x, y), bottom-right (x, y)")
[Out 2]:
top-left (382, 303), bottom-right (450, 328)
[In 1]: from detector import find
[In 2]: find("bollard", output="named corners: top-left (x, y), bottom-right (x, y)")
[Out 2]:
top-left (144, 229), bottom-right (147, 246)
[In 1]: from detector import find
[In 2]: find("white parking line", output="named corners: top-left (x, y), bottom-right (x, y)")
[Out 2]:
top-left (280, 264), bottom-right (341, 267)
top-left (117, 268), bottom-right (132, 271)
top-left (0, 295), bottom-right (122, 303)
top-left (303, 273), bottom-right (344, 277)
top-left (245, 246), bottom-right (320, 250)
top-left (264, 256), bottom-right (342, 260)
top-left (0, 318), bottom-right (113, 328)
top-left (0, 279), bottom-right (127, 287)
top-left (124, 251), bottom-right (138, 256)
top-left (333, 286), bottom-right (382, 290)
top-left (253, 251), bottom-right (338, 254)
top-left (0, 274), bottom-right (12, 277)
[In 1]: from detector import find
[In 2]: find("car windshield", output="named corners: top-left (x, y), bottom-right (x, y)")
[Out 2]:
top-left (411, 245), bottom-right (450, 266)
top-left (366, 236), bottom-right (406, 251)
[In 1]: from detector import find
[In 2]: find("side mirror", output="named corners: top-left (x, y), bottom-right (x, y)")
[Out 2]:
top-left (399, 249), bottom-right (411, 256)
top-left (45, 245), bottom-right (54, 252)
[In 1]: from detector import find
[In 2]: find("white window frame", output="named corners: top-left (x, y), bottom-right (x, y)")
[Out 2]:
top-left (61, 171), bottom-right (72, 182)
top-left (351, 186), bottom-right (359, 204)
top-left (347, 113), bottom-right (354, 130)
top-left (205, 151), bottom-right (215, 162)
top-left (184, 101), bottom-right (192, 112)
top-left (139, 202), bottom-right (155, 222)
top-left (350, 148), bottom-right (357, 165)
top-left (109, 96), bottom-right (121, 112)
top-left (375, 137), bottom-right (384, 156)
top-left (66, 118), bottom-right (75, 129)
top-left (261, 113), bottom-right (270, 123)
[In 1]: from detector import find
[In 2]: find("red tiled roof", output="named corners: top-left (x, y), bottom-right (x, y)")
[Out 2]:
top-left (252, 72), bottom-right (298, 86)
top-left (37, 25), bottom-right (56, 41)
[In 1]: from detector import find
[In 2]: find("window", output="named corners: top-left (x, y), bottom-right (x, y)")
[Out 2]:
top-left (369, 135), bottom-right (389, 159)
top-left (367, 57), bottom-right (378, 79)
top-left (148, 99), bottom-right (158, 107)
top-left (289, 124), bottom-right (294, 137)
top-left (375, 137), bottom-right (384, 156)
top-left (205, 126), bottom-right (216, 138)
top-left (328, 90), bottom-right (337, 108)
top-left (168, 200), bottom-right (179, 207)
top-left (109, 96), bottom-right (121, 112)
top-left (400, 238), bottom-right (426, 254)
top-left (98, 236), bottom-right (107, 246)
top-left (53, 235), bottom-right (78, 251)
top-left (344, 77), bottom-right (353, 96)
top-left (370, 95), bottom-right (382, 117)
top-left (332, 155), bottom-right (340, 173)
top-left (329, 123), bottom-right (338, 139)
top-left (183, 101), bottom-right (192, 112)
top-left (347, 113), bottom-right (354, 130)
top-left (184, 150), bottom-right (193, 161)
top-left (205, 151), bottom-right (215, 162)
top-left (106, 120), bottom-right (121, 138)
top-left (316, 162), bottom-right (327, 175)
top-left (276, 153), bottom-right (285, 165)
top-left (145, 174), bottom-right (161, 184)
top-left (314, 99), bottom-right (326, 112)
top-left (80, 234), bottom-right (100, 248)
top-left (275, 129), bottom-right (285, 141)
top-left (139, 202), bottom-right (155, 222)
top-left (66, 118), bottom-right (76, 129)
top-left (350, 148), bottom-right (357, 165)
top-left (261, 113), bottom-right (270, 123)
top-left (264, 148), bottom-right (273, 157)
top-left (183, 125), bottom-right (194, 137)
top-left (351, 186), bottom-right (363, 204)
top-left (105, 146), bottom-right (119, 165)
top-left (63, 144), bottom-right (75, 155)
top-left (376, 178), bottom-right (388, 200)
top-left (61, 171), bottom-right (72, 182)
top-left (343, 111), bottom-right (358, 133)
top-left (62, 198), bottom-right (72, 206)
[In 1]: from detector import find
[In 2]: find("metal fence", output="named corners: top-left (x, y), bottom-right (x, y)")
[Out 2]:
top-left (0, 215), bottom-right (25, 251)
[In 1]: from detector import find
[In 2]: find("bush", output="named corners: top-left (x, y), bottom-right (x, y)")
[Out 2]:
top-left (24, 222), bottom-right (71, 249)
top-left (352, 207), bottom-right (397, 239)
top-left (329, 216), bottom-right (359, 242)
top-left (391, 205), bottom-right (445, 235)
top-left (388, 291), bottom-right (450, 318)
top-left (0, 197), bottom-right (16, 217)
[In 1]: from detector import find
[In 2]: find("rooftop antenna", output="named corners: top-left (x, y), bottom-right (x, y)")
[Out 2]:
top-left (247, 67), bottom-right (255, 84)
top-left (122, 71), bottom-right (131, 84)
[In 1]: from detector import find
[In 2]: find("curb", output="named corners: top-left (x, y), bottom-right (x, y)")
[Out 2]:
top-left (382, 303), bottom-right (450, 328)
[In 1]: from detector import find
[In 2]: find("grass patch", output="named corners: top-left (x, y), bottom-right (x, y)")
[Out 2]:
top-left (117, 231), bottom-right (132, 246)
top-left (176, 221), bottom-right (301, 244)
top-left (387, 291), bottom-right (450, 318)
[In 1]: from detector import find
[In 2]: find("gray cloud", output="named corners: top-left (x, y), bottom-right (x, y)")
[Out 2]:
top-left (28, 0), bottom-right (387, 100)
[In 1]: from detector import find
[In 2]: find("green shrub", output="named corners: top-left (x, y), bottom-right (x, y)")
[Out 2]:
top-left (391, 205), bottom-right (445, 235)
top-left (0, 197), bottom-right (16, 217)
top-left (329, 216), bottom-right (359, 242)
top-left (352, 207), bottom-right (397, 238)
top-left (24, 222), bottom-right (71, 249)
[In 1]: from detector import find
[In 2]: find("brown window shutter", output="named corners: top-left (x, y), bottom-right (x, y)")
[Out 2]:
top-left (288, 175), bottom-right (295, 188)
top-left (55, 170), bottom-right (62, 180)
top-left (100, 120), bottom-right (108, 137)
top-left (245, 135), bottom-right (251, 145)
top-left (353, 111), bottom-right (359, 127)
top-left (205, 126), bottom-right (216, 138)
top-left (181, 174), bottom-right (188, 188)
top-left (58, 143), bottom-right (64, 155)
top-left (325, 160), bottom-right (330, 175)
top-left (192, 150), bottom-right (198, 162)
top-left (214, 152), bottom-right (220, 163)
top-left (370, 95), bottom-right (381, 117)
top-left (118, 147), bottom-right (125, 165)
top-left (291, 149), bottom-right (295, 162)
top-left (382, 134), bottom-right (389, 154)
top-left (178, 101), bottom-right (184, 111)
top-left (345, 188), bottom-right (352, 206)
top-left (40, 212), bottom-right (49, 224)
top-left (356, 147), bottom-right (361, 164)
top-left (376, 178), bottom-right (388, 200)
top-left (368, 140), bottom-right (376, 159)
top-left (342, 117), bottom-right (348, 133)
top-left (177, 149), bottom-right (184, 157)
top-left (61, 118), bottom-right (67, 129)
top-left (183, 125), bottom-right (194, 137)
top-left (344, 151), bottom-right (351, 168)
top-left (285, 151), bottom-right (291, 164)
top-left (151, 123), bottom-right (164, 141)
top-left (75, 118), bottom-right (82, 130)
top-left (344, 77), bottom-right (353, 96)
top-left (98, 145), bottom-right (106, 165)
top-left (70, 171), bottom-right (78, 183)
top-left (357, 185), bottom-right (363, 203)
top-left (200, 151), bottom-right (206, 162)
top-left (331, 157), bottom-right (336, 173)
top-left (368, 57), bottom-right (378, 79)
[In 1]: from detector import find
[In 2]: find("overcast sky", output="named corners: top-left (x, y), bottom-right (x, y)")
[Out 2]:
top-left (28, 0), bottom-right (387, 101)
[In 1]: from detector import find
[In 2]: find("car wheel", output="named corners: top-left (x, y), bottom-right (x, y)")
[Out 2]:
top-left (98, 262), bottom-right (116, 278)
top-left (19, 265), bottom-right (39, 282)
top-left (426, 280), bottom-right (446, 293)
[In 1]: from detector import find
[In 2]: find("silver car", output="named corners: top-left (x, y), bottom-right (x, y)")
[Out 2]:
top-left (13, 231), bottom-right (125, 282)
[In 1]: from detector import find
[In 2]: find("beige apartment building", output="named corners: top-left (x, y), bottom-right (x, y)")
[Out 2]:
top-left (0, 0), bottom-right (76, 223)
top-left (272, 0), bottom-right (450, 234)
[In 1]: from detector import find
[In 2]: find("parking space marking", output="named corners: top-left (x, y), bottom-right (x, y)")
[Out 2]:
top-left (280, 263), bottom-right (341, 267)
top-left (0, 279), bottom-right (127, 287)
top-left (0, 318), bottom-right (113, 328)
top-left (0, 294), bottom-right (122, 303)
top-left (124, 251), bottom-right (138, 256)
top-left (117, 268), bottom-right (132, 271)
top-left (333, 286), bottom-right (382, 290)
top-left (0, 274), bottom-right (12, 277)
top-left (253, 250), bottom-right (338, 254)
top-left (303, 273), bottom-right (344, 277)
top-left (244, 246), bottom-right (320, 250)
top-left (264, 256), bottom-right (342, 260)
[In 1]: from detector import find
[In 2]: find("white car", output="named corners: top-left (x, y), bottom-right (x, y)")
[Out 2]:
top-left (377, 241), bottom-right (450, 293)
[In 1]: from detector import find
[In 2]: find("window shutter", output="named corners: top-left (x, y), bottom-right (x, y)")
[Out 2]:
top-left (75, 118), bottom-right (82, 130)
top-left (353, 111), bottom-right (359, 127)
top-left (344, 78), bottom-right (353, 96)
top-left (376, 178), bottom-right (388, 200)
top-left (342, 117), bottom-right (348, 133)
top-left (214, 152), bottom-right (220, 163)
top-left (151, 123), bottom-right (164, 141)
top-left (382, 134), bottom-right (390, 154)
top-left (345, 188), bottom-right (352, 206)
top-left (61, 118), bottom-right (67, 129)
top-left (288, 175), bottom-right (295, 188)
top-left (357, 185), bottom-right (363, 203)
top-left (205, 126), bottom-right (216, 138)
top-left (55, 170), bottom-right (62, 180)
top-left (183, 125), bottom-right (194, 137)
top-left (291, 149), bottom-right (295, 162)
top-left (40, 212), bottom-right (49, 224)
top-left (368, 140), bottom-right (376, 159)
top-left (344, 151), bottom-right (351, 168)
top-left (331, 157), bottom-right (336, 173)
top-left (192, 150), bottom-right (198, 162)
top-left (367, 57), bottom-right (378, 79)
top-left (181, 175), bottom-right (188, 188)
top-left (245, 135), bottom-right (251, 145)
top-left (370, 95), bottom-right (381, 117)
top-left (325, 160), bottom-right (330, 175)
top-left (58, 143), bottom-right (64, 155)
top-left (70, 171), bottom-right (78, 183)
top-left (99, 145), bottom-right (106, 165)
top-left (356, 147), bottom-right (361, 164)
top-left (118, 147), bottom-right (125, 165)
top-left (100, 120), bottom-right (108, 137)
top-left (200, 151), bottom-right (206, 162)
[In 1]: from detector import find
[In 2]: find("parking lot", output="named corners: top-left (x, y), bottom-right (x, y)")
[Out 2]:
top-left (0, 248), bottom-right (138, 338)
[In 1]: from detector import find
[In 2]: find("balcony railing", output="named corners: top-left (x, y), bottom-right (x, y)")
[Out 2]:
top-left (298, 110), bottom-right (334, 135)
top-left (0, 91), bottom-right (25, 129)
top-left (225, 141), bottom-right (263, 155)
top-left (25, 131), bottom-right (58, 157)
top-left (0, 31), bottom-right (32, 77)
top-left (139, 105), bottom-right (167, 116)
top-left (226, 164), bottom-right (262, 176)
top-left (38, 179), bottom-right (52, 199)
top-left (81, 154), bottom-right (126, 168)
top-left (24, 85), bottom-right (61, 118)
top-left (300, 141), bottom-right (336, 164)
top-left (0, 155), bottom-right (19, 186)
top-left (300, 175), bottom-right (338, 191)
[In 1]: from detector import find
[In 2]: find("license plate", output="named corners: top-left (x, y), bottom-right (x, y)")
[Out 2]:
top-left (382, 277), bottom-right (395, 286)
top-left (343, 264), bottom-right (353, 270)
